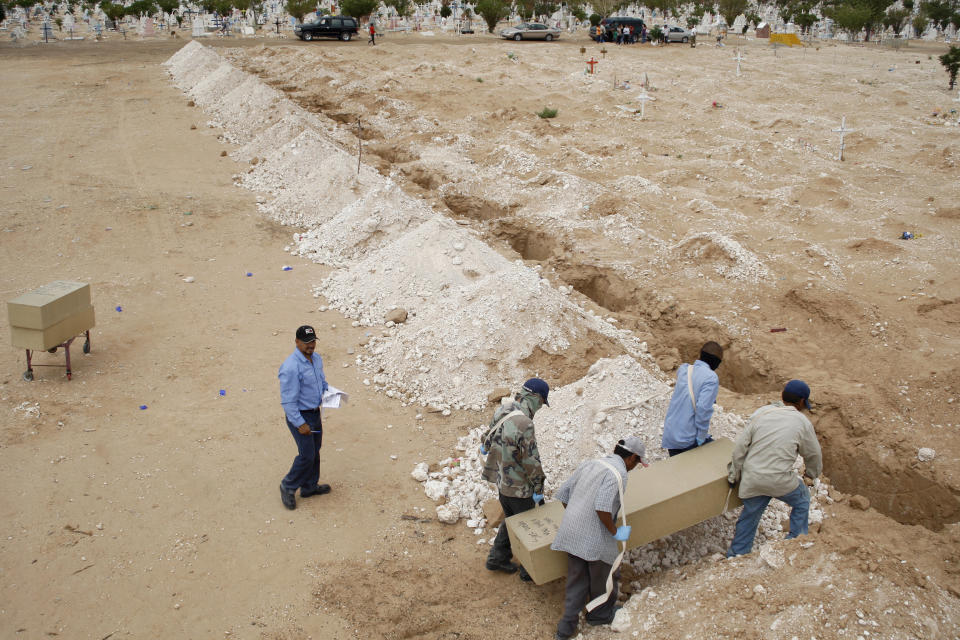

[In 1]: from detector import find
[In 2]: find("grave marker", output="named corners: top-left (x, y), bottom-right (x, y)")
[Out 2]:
top-left (586, 57), bottom-right (598, 74)
top-left (636, 90), bottom-right (655, 118)
top-left (832, 116), bottom-right (855, 161)
top-left (954, 90), bottom-right (960, 125)
top-left (733, 49), bottom-right (743, 76)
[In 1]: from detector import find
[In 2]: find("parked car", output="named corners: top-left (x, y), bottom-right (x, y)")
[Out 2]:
top-left (499, 22), bottom-right (562, 41)
top-left (593, 16), bottom-right (646, 42)
top-left (294, 15), bottom-right (358, 41)
top-left (663, 25), bottom-right (694, 43)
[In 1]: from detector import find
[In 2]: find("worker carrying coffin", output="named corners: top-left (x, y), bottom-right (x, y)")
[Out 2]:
top-left (481, 378), bottom-right (550, 581)
top-left (550, 437), bottom-right (649, 640)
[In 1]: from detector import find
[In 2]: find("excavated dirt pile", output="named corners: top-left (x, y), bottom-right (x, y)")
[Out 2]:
top-left (163, 38), bottom-right (960, 638)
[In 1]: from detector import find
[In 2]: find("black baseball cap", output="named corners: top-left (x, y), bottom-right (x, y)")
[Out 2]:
top-left (296, 325), bottom-right (316, 342)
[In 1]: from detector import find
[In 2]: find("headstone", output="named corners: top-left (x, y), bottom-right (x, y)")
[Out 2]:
top-left (142, 17), bottom-right (155, 36)
top-left (192, 19), bottom-right (208, 37)
top-left (832, 116), bottom-right (855, 161)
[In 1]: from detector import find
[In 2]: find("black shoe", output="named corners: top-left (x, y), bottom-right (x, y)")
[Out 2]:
top-left (555, 632), bottom-right (572, 640)
top-left (485, 559), bottom-right (519, 574)
top-left (300, 484), bottom-right (331, 497)
top-left (280, 484), bottom-right (296, 510)
top-left (586, 606), bottom-right (622, 626)
top-left (519, 568), bottom-right (533, 582)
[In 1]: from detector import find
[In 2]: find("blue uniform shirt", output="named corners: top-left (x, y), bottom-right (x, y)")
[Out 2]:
top-left (278, 349), bottom-right (328, 427)
top-left (660, 360), bottom-right (719, 449)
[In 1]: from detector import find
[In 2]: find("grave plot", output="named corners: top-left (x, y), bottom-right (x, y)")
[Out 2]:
top-left (163, 37), bottom-right (960, 575)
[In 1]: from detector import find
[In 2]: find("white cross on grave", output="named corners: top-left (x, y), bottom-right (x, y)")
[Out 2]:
top-left (832, 116), bottom-right (855, 161)
top-left (954, 90), bottom-right (960, 126)
top-left (733, 49), bottom-right (743, 76)
top-left (636, 91), bottom-right (656, 119)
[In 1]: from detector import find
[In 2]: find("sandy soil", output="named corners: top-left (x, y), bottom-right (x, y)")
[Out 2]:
top-left (1, 31), bottom-right (959, 640)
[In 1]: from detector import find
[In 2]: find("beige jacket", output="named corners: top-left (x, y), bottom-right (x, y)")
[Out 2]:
top-left (728, 402), bottom-right (822, 499)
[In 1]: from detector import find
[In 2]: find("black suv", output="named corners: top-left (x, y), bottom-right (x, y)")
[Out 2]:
top-left (295, 15), bottom-right (359, 41)
top-left (593, 17), bottom-right (646, 43)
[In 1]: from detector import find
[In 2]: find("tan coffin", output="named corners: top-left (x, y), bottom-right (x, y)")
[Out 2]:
top-left (7, 281), bottom-right (91, 329)
top-left (506, 437), bottom-right (743, 585)
top-left (10, 306), bottom-right (96, 351)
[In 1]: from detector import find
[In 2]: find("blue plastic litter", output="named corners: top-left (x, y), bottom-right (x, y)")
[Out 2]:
top-left (219, 389), bottom-right (226, 396)
top-left (901, 232), bottom-right (914, 240)
top-left (115, 306), bottom-right (123, 312)
top-left (282, 266), bottom-right (293, 271)
top-left (139, 405), bottom-right (148, 410)
top-left (246, 272), bottom-right (253, 277)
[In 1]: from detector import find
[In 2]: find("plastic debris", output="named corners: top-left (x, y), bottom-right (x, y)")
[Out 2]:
top-left (219, 389), bottom-right (226, 396)
top-left (115, 306), bottom-right (123, 312)
top-left (901, 232), bottom-right (914, 240)
top-left (139, 405), bottom-right (148, 410)
top-left (245, 272), bottom-right (253, 277)
top-left (282, 266), bottom-right (293, 271)
top-left (770, 327), bottom-right (787, 333)
top-left (183, 211), bottom-right (192, 215)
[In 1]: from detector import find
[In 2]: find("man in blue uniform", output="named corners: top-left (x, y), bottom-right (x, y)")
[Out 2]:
top-left (278, 325), bottom-right (331, 510)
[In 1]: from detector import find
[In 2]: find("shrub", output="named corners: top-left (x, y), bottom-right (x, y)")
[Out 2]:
top-left (537, 107), bottom-right (558, 118)
top-left (940, 45), bottom-right (960, 89)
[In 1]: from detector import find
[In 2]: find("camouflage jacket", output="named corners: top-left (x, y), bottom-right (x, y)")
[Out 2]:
top-left (481, 391), bottom-right (545, 498)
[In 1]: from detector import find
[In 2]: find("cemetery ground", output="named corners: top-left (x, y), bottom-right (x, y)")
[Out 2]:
top-left (2, 33), bottom-right (960, 639)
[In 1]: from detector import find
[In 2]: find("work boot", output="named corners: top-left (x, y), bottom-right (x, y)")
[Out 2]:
top-left (280, 484), bottom-right (296, 510)
top-left (586, 605), bottom-right (622, 626)
top-left (519, 567), bottom-right (533, 582)
top-left (300, 484), bottom-right (331, 497)
top-left (485, 559), bottom-right (519, 574)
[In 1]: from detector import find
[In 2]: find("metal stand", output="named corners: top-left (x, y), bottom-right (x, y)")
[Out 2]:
top-left (23, 330), bottom-right (91, 381)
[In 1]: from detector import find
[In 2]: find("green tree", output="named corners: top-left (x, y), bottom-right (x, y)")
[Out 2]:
top-left (716, 0), bottom-right (747, 28)
top-left (588, 12), bottom-right (601, 25)
top-left (284, 0), bottom-right (314, 21)
top-left (100, 1), bottom-right (127, 26)
top-left (341, 0), bottom-right (378, 19)
top-left (570, 6), bottom-right (586, 20)
top-left (883, 6), bottom-right (909, 34)
top-left (922, 0), bottom-right (956, 26)
top-left (830, 2), bottom-right (872, 36)
top-left (475, 0), bottom-right (508, 31)
top-left (912, 12), bottom-right (928, 34)
top-left (156, 0), bottom-right (178, 19)
top-left (439, 2), bottom-right (451, 16)
top-left (940, 45), bottom-right (960, 88)
top-left (384, 0), bottom-right (414, 17)
top-left (0, 3), bottom-right (6, 22)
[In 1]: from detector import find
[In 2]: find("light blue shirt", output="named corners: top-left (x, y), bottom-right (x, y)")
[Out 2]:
top-left (660, 360), bottom-right (719, 449)
top-left (278, 349), bottom-right (328, 427)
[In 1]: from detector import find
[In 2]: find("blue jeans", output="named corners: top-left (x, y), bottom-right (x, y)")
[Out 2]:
top-left (727, 480), bottom-right (810, 557)
top-left (281, 409), bottom-right (322, 494)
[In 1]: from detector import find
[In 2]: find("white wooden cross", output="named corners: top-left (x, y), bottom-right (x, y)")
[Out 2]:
top-left (733, 49), bottom-right (743, 76)
top-left (832, 116), bottom-right (855, 161)
top-left (636, 91), bottom-right (656, 119)
top-left (954, 90), bottom-right (960, 125)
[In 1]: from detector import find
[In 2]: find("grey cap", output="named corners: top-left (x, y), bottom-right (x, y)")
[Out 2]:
top-left (619, 436), bottom-right (648, 464)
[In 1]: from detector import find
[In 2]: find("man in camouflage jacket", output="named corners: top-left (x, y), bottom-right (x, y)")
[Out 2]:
top-left (481, 378), bottom-right (549, 580)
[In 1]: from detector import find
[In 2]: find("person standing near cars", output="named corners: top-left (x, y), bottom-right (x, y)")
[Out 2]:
top-left (278, 325), bottom-right (331, 510)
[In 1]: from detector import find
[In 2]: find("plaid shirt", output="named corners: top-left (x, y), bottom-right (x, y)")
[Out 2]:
top-left (550, 455), bottom-right (627, 564)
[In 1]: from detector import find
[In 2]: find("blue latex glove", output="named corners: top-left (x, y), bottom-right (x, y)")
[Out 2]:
top-left (532, 492), bottom-right (544, 505)
top-left (480, 445), bottom-right (488, 456)
top-left (613, 525), bottom-right (631, 541)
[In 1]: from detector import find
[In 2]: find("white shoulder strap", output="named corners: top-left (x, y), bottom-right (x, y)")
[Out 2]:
top-left (586, 460), bottom-right (627, 613)
top-left (686, 363), bottom-right (697, 412)
top-left (481, 409), bottom-right (525, 451)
